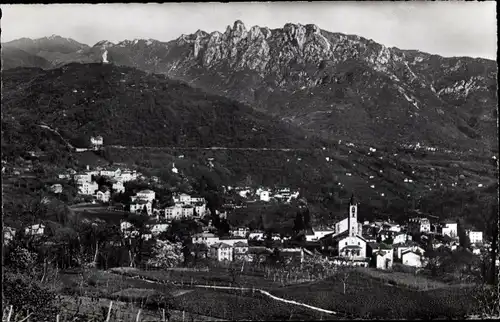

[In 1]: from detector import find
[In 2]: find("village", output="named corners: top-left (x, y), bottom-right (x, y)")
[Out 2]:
top-left (2, 135), bottom-right (494, 274)
top-left (6, 133), bottom-right (491, 273)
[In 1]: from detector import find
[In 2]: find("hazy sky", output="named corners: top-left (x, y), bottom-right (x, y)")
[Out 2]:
top-left (1, 2), bottom-right (497, 59)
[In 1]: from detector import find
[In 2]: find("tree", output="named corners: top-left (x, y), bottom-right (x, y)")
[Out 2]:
top-left (338, 264), bottom-right (353, 295)
top-left (122, 214), bottom-right (152, 267)
top-left (457, 218), bottom-right (471, 249)
top-left (146, 240), bottom-right (184, 269)
top-left (293, 211), bottom-right (304, 236)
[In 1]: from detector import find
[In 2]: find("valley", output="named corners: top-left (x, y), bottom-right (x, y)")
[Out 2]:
top-left (1, 7), bottom-right (498, 321)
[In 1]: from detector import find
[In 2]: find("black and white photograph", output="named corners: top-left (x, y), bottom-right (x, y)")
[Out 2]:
top-left (1, 1), bottom-right (498, 321)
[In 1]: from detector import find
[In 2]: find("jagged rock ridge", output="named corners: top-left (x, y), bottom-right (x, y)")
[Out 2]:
top-left (1, 22), bottom-right (497, 152)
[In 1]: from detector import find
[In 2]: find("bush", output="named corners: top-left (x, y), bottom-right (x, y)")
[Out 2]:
top-left (3, 272), bottom-right (61, 321)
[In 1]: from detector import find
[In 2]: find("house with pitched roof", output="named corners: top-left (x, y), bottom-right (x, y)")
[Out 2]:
top-left (111, 180), bottom-right (125, 193)
top-left (25, 224), bottom-right (45, 236)
top-left (96, 187), bottom-right (111, 203)
top-left (394, 241), bottom-right (425, 259)
top-left (467, 230), bottom-right (483, 244)
top-left (401, 249), bottom-right (425, 267)
top-left (231, 227), bottom-right (250, 238)
top-left (367, 243), bottom-right (394, 270)
top-left (130, 199), bottom-right (152, 215)
top-left (192, 233), bottom-right (220, 246)
top-left (438, 220), bottom-right (458, 239)
top-left (210, 242), bottom-right (233, 261)
top-left (393, 232), bottom-right (412, 245)
top-left (408, 217), bottom-right (431, 234)
top-left (135, 189), bottom-right (156, 202)
top-left (77, 181), bottom-right (99, 195)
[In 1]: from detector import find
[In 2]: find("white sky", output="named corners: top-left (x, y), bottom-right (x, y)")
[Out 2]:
top-left (1, 2), bottom-right (497, 59)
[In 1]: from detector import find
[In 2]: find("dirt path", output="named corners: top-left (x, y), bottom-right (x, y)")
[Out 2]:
top-left (109, 271), bottom-right (338, 316)
top-left (192, 284), bottom-right (337, 315)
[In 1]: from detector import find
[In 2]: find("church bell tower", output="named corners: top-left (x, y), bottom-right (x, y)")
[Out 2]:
top-left (348, 194), bottom-right (358, 237)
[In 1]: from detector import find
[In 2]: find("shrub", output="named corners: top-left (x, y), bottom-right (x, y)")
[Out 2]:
top-left (3, 272), bottom-right (61, 321)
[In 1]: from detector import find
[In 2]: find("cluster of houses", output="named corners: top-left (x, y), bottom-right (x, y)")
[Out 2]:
top-left (316, 199), bottom-right (486, 269)
top-left (58, 165), bottom-right (142, 202)
top-left (179, 194), bottom-right (488, 269)
top-left (225, 186), bottom-right (300, 203)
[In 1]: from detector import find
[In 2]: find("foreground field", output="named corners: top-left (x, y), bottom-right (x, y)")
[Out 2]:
top-left (59, 268), bottom-right (332, 321)
top-left (58, 266), bottom-right (484, 320)
top-left (271, 270), bottom-right (478, 319)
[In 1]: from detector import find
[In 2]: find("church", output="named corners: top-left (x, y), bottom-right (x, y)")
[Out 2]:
top-left (320, 195), bottom-right (368, 264)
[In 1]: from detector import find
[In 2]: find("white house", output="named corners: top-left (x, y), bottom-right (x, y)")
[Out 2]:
top-left (373, 247), bottom-right (394, 270)
top-left (181, 205), bottom-right (194, 218)
top-left (401, 249), bottom-right (424, 268)
top-left (383, 222), bottom-right (402, 233)
top-left (393, 232), bottom-right (412, 245)
top-left (74, 173), bottom-right (92, 184)
top-left (231, 227), bottom-right (250, 238)
top-left (96, 190), bottom-right (111, 203)
top-left (135, 189), bottom-right (156, 202)
top-left (259, 190), bottom-right (270, 202)
top-left (238, 189), bottom-right (251, 198)
top-left (192, 233), bottom-right (220, 246)
top-left (120, 221), bottom-right (139, 238)
top-left (78, 181), bottom-right (99, 195)
top-left (25, 224), bottom-right (45, 236)
top-left (467, 230), bottom-right (483, 244)
top-left (165, 205), bottom-right (183, 221)
top-left (130, 200), bottom-right (152, 215)
top-left (112, 181), bottom-right (125, 193)
top-left (306, 229), bottom-right (335, 242)
top-left (248, 231), bottom-right (265, 241)
top-left (210, 242), bottom-right (233, 261)
top-left (174, 193), bottom-right (191, 204)
top-left (90, 136), bottom-right (103, 149)
top-left (50, 184), bottom-right (63, 194)
top-left (439, 220), bottom-right (458, 238)
top-left (150, 223), bottom-right (169, 236)
top-left (194, 204), bottom-right (207, 217)
top-left (173, 193), bottom-right (205, 205)
top-left (472, 247), bottom-right (481, 255)
top-left (100, 168), bottom-right (121, 178)
top-left (119, 170), bottom-right (138, 182)
top-left (408, 217), bottom-right (431, 234)
top-left (395, 243), bottom-right (425, 259)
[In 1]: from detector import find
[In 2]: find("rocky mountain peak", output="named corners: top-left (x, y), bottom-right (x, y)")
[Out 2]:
top-left (232, 20), bottom-right (247, 33)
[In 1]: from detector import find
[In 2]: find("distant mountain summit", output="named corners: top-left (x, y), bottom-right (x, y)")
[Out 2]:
top-left (2, 23), bottom-right (497, 152)
top-left (2, 35), bottom-right (90, 55)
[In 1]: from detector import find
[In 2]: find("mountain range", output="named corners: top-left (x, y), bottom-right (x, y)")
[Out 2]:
top-left (2, 21), bottom-right (497, 154)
